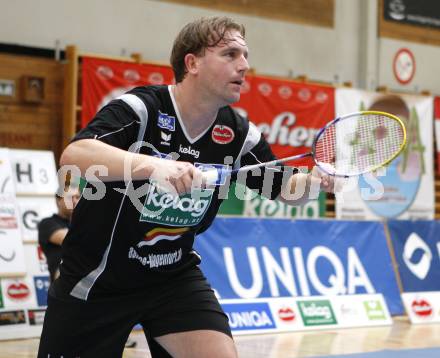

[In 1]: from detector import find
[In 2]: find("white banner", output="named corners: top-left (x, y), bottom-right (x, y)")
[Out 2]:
top-left (17, 197), bottom-right (57, 243)
top-left (0, 148), bottom-right (15, 195)
top-left (335, 88), bottom-right (434, 220)
top-left (0, 194), bottom-right (26, 275)
top-left (10, 150), bottom-right (58, 196)
top-left (221, 294), bottom-right (391, 336)
top-left (402, 292), bottom-right (440, 324)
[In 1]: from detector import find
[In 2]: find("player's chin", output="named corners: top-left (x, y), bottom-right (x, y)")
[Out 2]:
top-left (225, 91), bottom-right (241, 104)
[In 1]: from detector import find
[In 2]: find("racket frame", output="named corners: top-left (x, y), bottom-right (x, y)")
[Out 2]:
top-left (311, 110), bottom-right (407, 177)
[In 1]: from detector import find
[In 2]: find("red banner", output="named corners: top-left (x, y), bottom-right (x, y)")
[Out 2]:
top-left (234, 76), bottom-right (334, 168)
top-left (81, 57), bottom-right (174, 127)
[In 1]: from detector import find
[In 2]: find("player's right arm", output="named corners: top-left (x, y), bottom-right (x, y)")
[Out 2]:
top-left (60, 98), bottom-right (201, 194)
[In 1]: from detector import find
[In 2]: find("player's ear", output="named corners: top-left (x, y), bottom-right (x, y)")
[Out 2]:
top-left (184, 53), bottom-right (200, 76)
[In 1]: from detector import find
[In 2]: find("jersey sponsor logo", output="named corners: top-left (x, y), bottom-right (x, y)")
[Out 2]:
top-left (6, 283), bottom-right (30, 301)
top-left (179, 144), bottom-right (200, 159)
top-left (195, 163), bottom-right (229, 186)
top-left (137, 227), bottom-right (189, 247)
top-left (140, 184), bottom-right (213, 226)
top-left (160, 131), bottom-right (171, 146)
top-left (212, 125), bottom-right (235, 144)
top-left (128, 247), bottom-right (182, 268)
top-left (158, 111), bottom-right (176, 131)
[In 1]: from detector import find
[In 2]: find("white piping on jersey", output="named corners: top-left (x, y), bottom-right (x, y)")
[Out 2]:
top-left (234, 121), bottom-right (262, 170)
top-left (168, 85), bottom-right (213, 145)
top-left (70, 93), bottom-right (148, 301)
top-left (96, 120), bottom-right (139, 139)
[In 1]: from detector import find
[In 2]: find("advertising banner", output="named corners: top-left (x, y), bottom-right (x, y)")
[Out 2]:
top-left (219, 77), bottom-right (334, 219)
top-left (195, 218), bottom-right (403, 315)
top-left (81, 57), bottom-right (174, 127)
top-left (387, 220), bottom-right (440, 292)
top-left (220, 294), bottom-right (391, 335)
top-left (335, 88), bottom-right (434, 220)
top-left (402, 291), bottom-right (440, 324)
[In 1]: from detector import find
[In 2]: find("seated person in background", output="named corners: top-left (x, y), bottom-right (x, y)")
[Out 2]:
top-left (38, 187), bottom-right (80, 282)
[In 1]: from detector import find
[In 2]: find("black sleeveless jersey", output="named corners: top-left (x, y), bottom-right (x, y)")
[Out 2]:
top-left (58, 85), bottom-right (288, 300)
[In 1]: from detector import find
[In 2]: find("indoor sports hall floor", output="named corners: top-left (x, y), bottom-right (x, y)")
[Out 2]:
top-left (0, 316), bottom-right (439, 357)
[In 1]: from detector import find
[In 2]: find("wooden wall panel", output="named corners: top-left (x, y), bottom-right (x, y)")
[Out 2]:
top-left (379, 0), bottom-right (440, 46)
top-left (155, 0), bottom-right (334, 28)
top-left (0, 54), bottom-right (64, 161)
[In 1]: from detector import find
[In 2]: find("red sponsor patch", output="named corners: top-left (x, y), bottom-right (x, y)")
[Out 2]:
top-left (212, 125), bottom-right (235, 144)
top-left (278, 307), bottom-right (295, 322)
top-left (412, 299), bottom-right (432, 317)
top-left (7, 283), bottom-right (30, 301)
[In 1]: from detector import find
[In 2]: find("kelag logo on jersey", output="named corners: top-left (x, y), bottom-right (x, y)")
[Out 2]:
top-left (140, 184), bottom-right (214, 227)
top-left (221, 302), bottom-right (275, 331)
top-left (297, 300), bottom-right (337, 326)
top-left (195, 163), bottom-right (228, 186)
top-left (157, 111), bottom-right (175, 131)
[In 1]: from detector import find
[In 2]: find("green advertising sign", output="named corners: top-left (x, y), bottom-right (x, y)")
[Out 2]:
top-left (297, 300), bottom-right (337, 326)
top-left (363, 300), bottom-right (386, 320)
top-left (218, 182), bottom-right (326, 219)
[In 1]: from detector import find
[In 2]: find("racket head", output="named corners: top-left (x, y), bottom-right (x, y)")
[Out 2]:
top-left (312, 111), bottom-right (407, 177)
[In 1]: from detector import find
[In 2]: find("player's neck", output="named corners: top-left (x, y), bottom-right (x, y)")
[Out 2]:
top-left (171, 83), bottom-right (219, 138)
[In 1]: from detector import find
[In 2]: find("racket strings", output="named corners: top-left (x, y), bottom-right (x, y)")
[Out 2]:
top-left (314, 113), bottom-right (405, 175)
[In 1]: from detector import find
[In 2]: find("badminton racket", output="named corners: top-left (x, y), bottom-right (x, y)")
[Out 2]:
top-left (202, 111), bottom-right (407, 184)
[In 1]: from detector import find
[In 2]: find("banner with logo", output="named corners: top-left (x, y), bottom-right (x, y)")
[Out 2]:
top-left (219, 77), bottom-right (335, 219)
top-left (81, 57), bottom-right (175, 127)
top-left (0, 194), bottom-right (26, 275)
top-left (434, 97), bottom-right (440, 173)
top-left (335, 88), bottom-right (434, 220)
top-left (0, 148), bottom-right (15, 195)
top-left (195, 218), bottom-right (403, 315)
top-left (402, 291), bottom-right (440, 324)
top-left (387, 220), bottom-right (440, 292)
top-left (220, 294), bottom-right (391, 335)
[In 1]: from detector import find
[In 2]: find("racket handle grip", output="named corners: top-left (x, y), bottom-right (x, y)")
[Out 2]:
top-left (202, 169), bottom-right (222, 186)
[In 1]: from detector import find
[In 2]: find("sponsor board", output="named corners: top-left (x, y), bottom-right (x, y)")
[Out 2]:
top-left (27, 309), bottom-right (46, 326)
top-left (402, 292), bottom-right (440, 324)
top-left (297, 299), bottom-right (337, 326)
top-left (0, 278), bottom-right (37, 309)
top-left (220, 294), bottom-right (391, 335)
top-left (0, 309), bottom-right (26, 326)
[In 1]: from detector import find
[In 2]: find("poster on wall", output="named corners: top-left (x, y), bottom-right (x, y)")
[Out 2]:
top-left (81, 57), bottom-right (175, 127)
top-left (17, 197), bottom-right (57, 243)
top-left (0, 195), bottom-right (26, 275)
top-left (0, 148), bottom-right (15, 195)
top-left (335, 88), bottom-right (434, 220)
top-left (9, 150), bottom-right (58, 196)
top-left (218, 76), bottom-right (334, 219)
top-left (384, 0), bottom-right (440, 30)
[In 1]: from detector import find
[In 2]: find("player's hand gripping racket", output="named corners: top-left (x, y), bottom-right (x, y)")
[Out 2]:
top-left (202, 111), bottom-right (407, 184)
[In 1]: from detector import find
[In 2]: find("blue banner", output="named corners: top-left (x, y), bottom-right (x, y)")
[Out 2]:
top-left (195, 218), bottom-right (403, 315)
top-left (388, 221), bottom-right (440, 292)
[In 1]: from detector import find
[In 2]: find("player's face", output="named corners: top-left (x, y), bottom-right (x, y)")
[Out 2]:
top-left (197, 30), bottom-right (249, 105)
